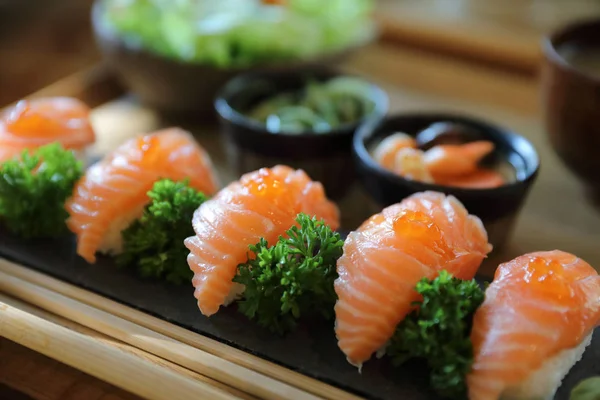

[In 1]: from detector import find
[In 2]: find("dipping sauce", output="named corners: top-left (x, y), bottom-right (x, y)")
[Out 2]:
top-left (243, 76), bottom-right (377, 134)
top-left (369, 123), bottom-right (516, 189)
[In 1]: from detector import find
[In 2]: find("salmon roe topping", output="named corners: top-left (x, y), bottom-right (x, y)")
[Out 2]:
top-left (243, 169), bottom-right (295, 209)
top-left (4, 100), bottom-right (64, 136)
top-left (136, 134), bottom-right (163, 164)
top-left (523, 256), bottom-right (577, 303)
top-left (391, 210), bottom-right (456, 258)
top-left (392, 210), bottom-right (442, 241)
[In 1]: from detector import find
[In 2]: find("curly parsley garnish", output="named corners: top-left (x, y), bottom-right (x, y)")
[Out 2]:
top-left (387, 270), bottom-right (485, 399)
top-left (234, 213), bottom-right (343, 335)
top-left (0, 143), bottom-right (83, 238)
top-left (116, 178), bottom-right (207, 284)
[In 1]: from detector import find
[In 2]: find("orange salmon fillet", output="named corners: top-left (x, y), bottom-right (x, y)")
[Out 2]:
top-left (334, 191), bottom-right (491, 368)
top-left (424, 140), bottom-right (494, 178)
top-left (0, 97), bottom-right (95, 162)
top-left (467, 250), bottom-right (600, 400)
top-left (185, 165), bottom-right (340, 317)
top-left (65, 128), bottom-right (219, 264)
top-left (436, 168), bottom-right (505, 189)
top-left (372, 133), bottom-right (417, 170)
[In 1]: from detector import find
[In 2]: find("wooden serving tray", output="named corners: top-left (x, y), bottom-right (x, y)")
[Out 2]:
top-left (1, 43), bottom-right (600, 400)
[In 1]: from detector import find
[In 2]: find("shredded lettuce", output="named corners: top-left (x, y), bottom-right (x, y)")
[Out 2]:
top-left (102, 0), bottom-right (375, 67)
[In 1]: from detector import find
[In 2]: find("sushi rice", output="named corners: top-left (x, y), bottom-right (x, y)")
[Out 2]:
top-left (97, 203), bottom-right (146, 256)
top-left (503, 333), bottom-right (593, 400)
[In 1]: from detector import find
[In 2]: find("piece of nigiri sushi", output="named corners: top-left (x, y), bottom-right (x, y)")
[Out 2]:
top-left (468, 250), bottom-right (600, 400)
top-left (184, 165), bottom-right (340, 317)
top-left (334, 191), bottom-right (491, 368)
top-left (0, 97), bottom-right (95, 162)
top-left (65, 128), bottom-right (219, 264)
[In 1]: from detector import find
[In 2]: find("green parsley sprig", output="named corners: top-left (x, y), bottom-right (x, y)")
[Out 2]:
top-left (116, 178), bottom-right (207, 284)
top-left (387, 270), bottom-right (485, 400)
top-left (0, 143), bottom-right (83, 238)
top-left (234, 213), bottom-right (343, 335)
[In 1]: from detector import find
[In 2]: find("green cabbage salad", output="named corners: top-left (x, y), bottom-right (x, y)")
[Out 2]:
top-left (102, 0), bottom-right (376, 67)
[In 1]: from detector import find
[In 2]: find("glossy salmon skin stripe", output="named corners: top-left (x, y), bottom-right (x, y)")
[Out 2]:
top-left (185, 165), bottom-right (340, 317)
top-left (334, 191), bottom-right (492, 368)
top-left (467, 250), bottom-right (600, 400)
top-left (0, 97), bottom-right (96, 162)
top-left (65, 128), bottom-right (219, 264)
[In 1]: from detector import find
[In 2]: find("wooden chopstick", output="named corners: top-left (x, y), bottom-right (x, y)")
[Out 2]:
top-left (0, 267), bottom-right (324, 400)
top-left (0, 294), bottom-right (243, 400)
top-left (0, 259), bottom-right (362, 400)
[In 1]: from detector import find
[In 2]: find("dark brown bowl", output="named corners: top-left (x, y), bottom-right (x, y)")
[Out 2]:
top-left (353, 113), bottom-right (540, 249)
top-left (91, 0), bottom-right (376, 118)
top-left (541, 18), bottom-right (600, 202)
top-left (215, 68), bottom-right (389, 200)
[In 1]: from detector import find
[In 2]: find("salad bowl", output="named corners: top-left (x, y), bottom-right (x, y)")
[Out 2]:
top-left (91, 0), bottom-right (377, 117)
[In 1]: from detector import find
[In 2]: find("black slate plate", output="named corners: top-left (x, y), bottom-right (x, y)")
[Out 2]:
top-left (0, 229), bottom-right (597, 400)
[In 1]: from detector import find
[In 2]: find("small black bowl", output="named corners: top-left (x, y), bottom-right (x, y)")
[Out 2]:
top-left (353, 113), bottom-right (540, 248)
top-left (215, 69), bottom-right (389, 200)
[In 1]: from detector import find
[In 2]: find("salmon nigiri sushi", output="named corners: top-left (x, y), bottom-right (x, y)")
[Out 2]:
top-left (468, 251), bottom-right (600, 400)
top-left (185, 165), bottom-right (340, 317)
top-left (334, 191), bottom-right (492, 368)
top-left (66, 128), bottom-right (219, 264)
top-left (0, 97), bottom-right (96, 162)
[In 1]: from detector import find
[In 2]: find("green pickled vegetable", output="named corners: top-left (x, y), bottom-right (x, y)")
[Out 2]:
top-left (245, 77), bottom-right (376, 134)
top-left (103, 0), bottom-right (375, 67)
top-left (571, 377), bottom-right (600, 400)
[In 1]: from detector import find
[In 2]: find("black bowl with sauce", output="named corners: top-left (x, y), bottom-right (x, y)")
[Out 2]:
top-left (353, 113), bottom-right (540, 248)
top-left (215, 69), bottom-right (389, 199)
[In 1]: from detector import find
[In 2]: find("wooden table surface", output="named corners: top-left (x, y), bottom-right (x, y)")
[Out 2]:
top-left (2, 1), bottom-right (600, 400)
top-left (0, 338), bottom-right (140, 400)
top-left (376, 0), bottom-right (600, 73)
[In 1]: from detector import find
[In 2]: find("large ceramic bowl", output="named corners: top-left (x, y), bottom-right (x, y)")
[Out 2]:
top-left (353, 113), bottom-right (540, 248)
top-left (91, 0), bottom-right (377, 118)
top-left (541, 18), bottom-right (600, 204)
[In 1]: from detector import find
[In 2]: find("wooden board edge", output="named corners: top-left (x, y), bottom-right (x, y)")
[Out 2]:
top-left (374, 12), bottom-right (542, 75)
top-left (1, 64), bottom-right (125, 110)
top-left (0, 294), bottom-right (247, 400)
top-left (0, 259), bottom-right (363, 400)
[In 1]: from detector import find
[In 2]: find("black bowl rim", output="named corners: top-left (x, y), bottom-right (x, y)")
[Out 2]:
top-left (353, 112), bottom-right (541, 196)
top-left (91, 0), bottom-right (379, 71)
top-left (542, 17), bottom-right (600, 85)
top-left (214, 68), bottom-right (390, 138)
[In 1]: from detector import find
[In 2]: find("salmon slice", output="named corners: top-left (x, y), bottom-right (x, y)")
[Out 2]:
top-left (467, 251), bottom-right (600, 400)
top-left (392, 148), bottom-right (434, 183)
top-left (424, 140), bottom-right (494, 178)
top-left (185, 165), bottom-right (340, 317)
top-left (334, 191), bottom-right (491, 368)
top-left (372, 133), bottom-right (417, 170)
top-left (436, 168), bottom-right (505, 189)
top-left (65, 128), bottom-right (219, 264)
top-left (0, 97), bottom-right (95, 162)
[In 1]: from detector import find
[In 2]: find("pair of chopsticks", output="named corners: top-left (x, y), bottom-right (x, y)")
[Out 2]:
top-left (0, 294), bottom-right (248, 400)
top-left (0, 259), bottom-right (362, 400)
